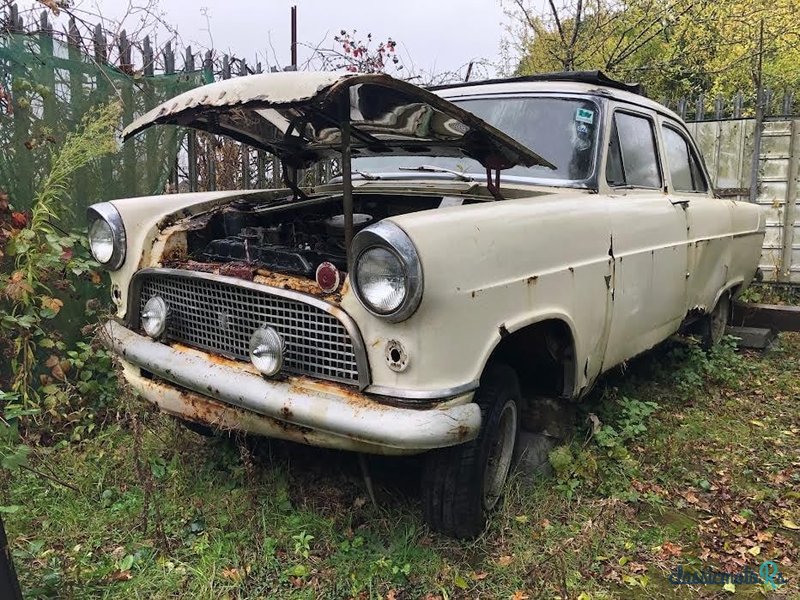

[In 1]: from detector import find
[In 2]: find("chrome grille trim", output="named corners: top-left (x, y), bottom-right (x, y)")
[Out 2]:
top-left (127, 268), bottom-right (370, 389)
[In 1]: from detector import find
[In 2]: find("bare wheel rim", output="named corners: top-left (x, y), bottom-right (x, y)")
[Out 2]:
top-left (710, 295), bottom-right (729, 345)
top-left (482, 400), bottom-right (517, 510)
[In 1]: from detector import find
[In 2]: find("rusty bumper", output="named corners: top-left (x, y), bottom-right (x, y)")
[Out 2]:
top-left (103, 321), bottom-right (481, 455)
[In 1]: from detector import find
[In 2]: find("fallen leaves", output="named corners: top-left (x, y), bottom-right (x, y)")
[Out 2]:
top-left (658, 541), bottom-right (683, 560)
top-left (221, 567), bottom-right (242, 581)
top-left (781, 518), bottom-right (799, 530)
top-left (496, 555), bottom-right (514, 567)
top-left (44, 354), bottom-right (69, 381)
top-left (41, 296), bottom-right (64, 315)
top-left (746, 545), bottom-right (761, 556)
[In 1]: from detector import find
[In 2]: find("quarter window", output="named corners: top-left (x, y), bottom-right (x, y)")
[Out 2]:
top-left (662, 125), bottom-right (708, 192)
top-left (606, 112), bottom-right (661, 188)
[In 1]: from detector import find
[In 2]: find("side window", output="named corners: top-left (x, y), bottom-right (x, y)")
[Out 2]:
top-left (606, 112), bottom-right (661, 188)
top-left (662, 125), bottom-right (708, 193)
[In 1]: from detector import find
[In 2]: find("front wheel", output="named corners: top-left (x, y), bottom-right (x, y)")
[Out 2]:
top-left (421, 363), bottom-right (520, 538)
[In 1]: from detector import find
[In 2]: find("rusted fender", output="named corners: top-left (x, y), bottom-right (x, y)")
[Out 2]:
top-left (103, 321), bottom-right (480, 452)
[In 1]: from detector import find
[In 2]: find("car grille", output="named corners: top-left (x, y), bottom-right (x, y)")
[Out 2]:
top-left (135, 271), bottom-right (362, 385)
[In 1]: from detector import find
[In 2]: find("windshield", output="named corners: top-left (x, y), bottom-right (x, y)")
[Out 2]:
top-left (353, 96), bottom-right (600, 182)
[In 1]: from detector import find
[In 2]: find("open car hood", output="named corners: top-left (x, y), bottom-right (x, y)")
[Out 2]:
top-left (122, 71), bottom-right (555, 171)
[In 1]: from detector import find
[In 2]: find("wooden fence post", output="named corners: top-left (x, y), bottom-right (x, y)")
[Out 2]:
top-left (714, 95), bottom-right (724, 120)
top-left (185, 45), bottom-right (197, 192)
top-left (38, 10), bottom-right (57, 122)
top-left (163, 41), bottom-right (179, 192)
top-left (119, 29), bottom-right (136, 196)
top-left (239, 57), bottom-right (250, 190)
top-left (695, 94), bottom-right (705, 121)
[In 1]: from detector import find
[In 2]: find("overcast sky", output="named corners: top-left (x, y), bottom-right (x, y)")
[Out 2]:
top-left (18, 0), bottom-right (520, 78)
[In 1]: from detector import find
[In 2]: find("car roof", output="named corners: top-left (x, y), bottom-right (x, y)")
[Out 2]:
top-left (433, 73), bottom-right (684, 124)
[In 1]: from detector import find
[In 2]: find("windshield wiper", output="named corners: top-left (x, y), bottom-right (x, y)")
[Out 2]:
top-left (352, 169), bottom-right (380, 180)
top-left (398, 165), bottom-right (474, 182)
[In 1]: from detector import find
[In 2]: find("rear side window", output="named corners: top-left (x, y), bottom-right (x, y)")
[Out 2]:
top-left (606, 112), bottom-right (661, 188)
top-left (662, 125), bottom-right (708, 192)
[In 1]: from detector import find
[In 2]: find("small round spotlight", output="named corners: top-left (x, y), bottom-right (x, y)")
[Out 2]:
top-left (249, 326), bottom-right (284, 376)
top-left (141, 296), bottom-right (168, 339)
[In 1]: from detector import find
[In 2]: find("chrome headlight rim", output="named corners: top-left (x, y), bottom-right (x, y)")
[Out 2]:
top-left (141, 295), bottom-right (168, 339)
top-left (350, 221), bottom-right (423, 323)
top-left (87, 202), bottom-right (126, 270)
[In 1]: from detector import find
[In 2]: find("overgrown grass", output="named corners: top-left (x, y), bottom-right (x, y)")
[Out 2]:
top-left (5, 334), bottom-right (800, 598)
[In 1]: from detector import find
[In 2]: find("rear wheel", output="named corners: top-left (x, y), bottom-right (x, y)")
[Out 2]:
top-left (701, 293), bottom-right (730, 349)
top-left (421, 363), bottom-right (520, 538)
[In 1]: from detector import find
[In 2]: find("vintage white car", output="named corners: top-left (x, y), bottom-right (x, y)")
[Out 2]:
top-left (90, 71), bottom-right (764, 537)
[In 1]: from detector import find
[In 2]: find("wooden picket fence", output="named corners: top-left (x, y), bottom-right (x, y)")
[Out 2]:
top-left (0, 2), bottom-right (328, 204)
top-left (664, 90), bottom-right (797, 122)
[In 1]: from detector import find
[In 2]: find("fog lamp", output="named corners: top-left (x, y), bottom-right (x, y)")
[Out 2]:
top-left (141, 295), bottom-right (168, 339)
top-left (249, 326), bottom-right (284, 376)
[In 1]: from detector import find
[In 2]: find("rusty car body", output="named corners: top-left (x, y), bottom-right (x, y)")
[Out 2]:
top-left (90, 71), bottom-right (765, 537)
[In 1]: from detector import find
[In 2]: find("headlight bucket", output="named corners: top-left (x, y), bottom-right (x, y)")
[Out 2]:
top-left (350, 221), bottom-right (423, 323)
top-left (87, 203), bottom-right (126, 270)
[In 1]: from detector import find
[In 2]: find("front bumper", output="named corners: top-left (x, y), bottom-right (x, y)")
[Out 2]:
top-left (103, 321), bottom-right (481, 455)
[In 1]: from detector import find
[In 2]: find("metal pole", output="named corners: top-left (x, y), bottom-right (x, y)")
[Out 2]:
top-left (0, 515), bottom-right (23, 600)
top-left (290, 5), bottom-right (297, 69)
top-left (749, 19), bottom-right (764, 203)
top-left (341, 100), bottom-right (354, 264)
top-left (780, 119), bottom-right (798, 281)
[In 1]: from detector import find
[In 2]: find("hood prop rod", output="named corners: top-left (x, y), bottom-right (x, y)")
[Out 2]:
top-left (485, 166), bottom-right (504, 200)
top-left (341, 102), bottom-right (355, 265)
top-left (282, 163), bottom-right (309, 201)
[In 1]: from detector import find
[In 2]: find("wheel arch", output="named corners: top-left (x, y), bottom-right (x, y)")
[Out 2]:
top-left (711, 277), bottom-right (745, 313)
top-left (481, 314), bottom-right (579, 400)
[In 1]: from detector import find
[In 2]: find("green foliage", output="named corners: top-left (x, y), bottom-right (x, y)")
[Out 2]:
top-left (551, 395), bottom-right (659, 500)
top-left (668, 336), bottom-right (746, 400)
top-left (738, 283), bottom-right (800, 306)
top-left (1, 102), bottom-right (121, 439)
top-left (509, 0), bottom-right (800, 100)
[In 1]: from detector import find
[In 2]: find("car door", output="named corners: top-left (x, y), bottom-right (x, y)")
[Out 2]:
top-left (660, 120), bottom-right (733, 311)
top-left (601, 108), bottom-right (689, 370)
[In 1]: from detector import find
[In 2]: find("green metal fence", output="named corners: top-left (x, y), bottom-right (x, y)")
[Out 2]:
top-left (0, 9), bottom-right (205, 231)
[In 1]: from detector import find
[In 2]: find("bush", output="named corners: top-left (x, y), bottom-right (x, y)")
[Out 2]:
top-left (0, 102), bottom-right (121, 442)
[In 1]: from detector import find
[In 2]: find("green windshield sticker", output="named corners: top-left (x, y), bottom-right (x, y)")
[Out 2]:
top-left (575, 108), bottom-right (595, 124)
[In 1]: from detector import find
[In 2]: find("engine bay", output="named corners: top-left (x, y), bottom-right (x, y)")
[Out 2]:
top-left (183, 193), bottom-right (447, 277)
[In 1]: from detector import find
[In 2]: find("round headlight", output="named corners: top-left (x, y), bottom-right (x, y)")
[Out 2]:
top-left (350, 221), bottom-right (423, 323)
top-left (142, 296), bottom-right (168, 339)
top-left (249, 326), bottom-right (285, 376)
top-left (87, 203), bottom-right (126, 270)
top-left (355, 247), bottom-right (407, 313)
top-left (89, 218), bottom-right (115, 264)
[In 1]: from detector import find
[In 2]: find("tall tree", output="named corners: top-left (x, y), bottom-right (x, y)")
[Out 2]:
top-left (504, 0), bottom-right (800, 100)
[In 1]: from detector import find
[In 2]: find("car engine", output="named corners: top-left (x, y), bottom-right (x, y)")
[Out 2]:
top-left (183, 193), bottom-right (444, 278)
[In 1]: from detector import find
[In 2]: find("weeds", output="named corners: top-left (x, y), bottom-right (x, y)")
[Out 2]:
top-left (4, 331), bottom-right (799, 597)
top-left (0, 102), bottom-right (121, 443)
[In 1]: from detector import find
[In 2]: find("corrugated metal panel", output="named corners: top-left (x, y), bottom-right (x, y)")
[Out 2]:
top-left (692, 118), bottom-right (799, 283)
